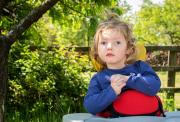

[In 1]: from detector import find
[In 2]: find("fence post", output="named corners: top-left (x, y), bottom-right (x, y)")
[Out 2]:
top-left (167, 50), bottom-right (177, 110)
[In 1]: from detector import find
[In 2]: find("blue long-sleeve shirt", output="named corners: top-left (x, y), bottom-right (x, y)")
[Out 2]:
top-left (83, 60), bottom-right (161, 115)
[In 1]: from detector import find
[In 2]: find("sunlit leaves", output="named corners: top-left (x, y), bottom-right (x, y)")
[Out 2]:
top-left (8, 43), bottom-right (91, 113)
top-left (1, 0), bottom-right (122, 47)
top-left (47, 0), bottom-right (120, 46)
top-left (134, 0), bottom-right (180, 45)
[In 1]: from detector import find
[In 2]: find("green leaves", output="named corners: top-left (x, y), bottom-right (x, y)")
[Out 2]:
top-left (4, 0), bottom-right (123, 117)
top-left (1, 0), bottom-right (122, 47)
top-left (134, 0), bottom-right (180, 45)
top-left (8, 43), bottom-right (92, 114)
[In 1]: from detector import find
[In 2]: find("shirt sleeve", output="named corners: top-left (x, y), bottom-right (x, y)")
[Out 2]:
top-left (83, 74), bottom-right (117, 115)
top-left (126, 61), bottom-right (161, 96)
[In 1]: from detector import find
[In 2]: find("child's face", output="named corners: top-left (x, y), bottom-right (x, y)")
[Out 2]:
top-left (98, 28), bottom-right (128, 69)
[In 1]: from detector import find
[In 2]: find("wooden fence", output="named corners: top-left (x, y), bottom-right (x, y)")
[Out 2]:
top-left (74, 46), bottom-right (180, 110)
top-left (146, 46), bottom-right (180, 110)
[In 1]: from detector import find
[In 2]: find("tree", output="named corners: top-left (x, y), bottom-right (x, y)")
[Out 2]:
top-left (0, 0), bottom-right (119, 121)
top-left (133, 0), bottom-right (180, 45)
top-left (0, 1), bottom-right (59, 121)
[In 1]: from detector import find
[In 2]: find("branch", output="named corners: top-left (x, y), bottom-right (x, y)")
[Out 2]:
top-left (60, 0), bottom-right (86, 17)
top-left (165, 31), bottom-right (180, 45)
top-left (7, 0), bottom-right (59, 45)
top-left (0, 0), bottom-right (7, 16)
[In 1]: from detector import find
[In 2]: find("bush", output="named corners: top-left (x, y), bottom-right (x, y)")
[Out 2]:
top-left (7, 42), bottom-right (92, 118)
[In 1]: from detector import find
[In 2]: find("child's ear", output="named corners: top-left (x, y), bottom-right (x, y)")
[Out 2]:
top-left (126, 47), bottom-right (133, 55)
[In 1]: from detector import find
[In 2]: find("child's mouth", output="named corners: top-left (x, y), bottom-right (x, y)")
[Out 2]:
top-left (106, 53), bottom-right (114, 57)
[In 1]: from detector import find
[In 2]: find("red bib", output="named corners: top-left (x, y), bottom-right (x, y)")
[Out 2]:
top-left (97, 90), bottom-right (165, 118)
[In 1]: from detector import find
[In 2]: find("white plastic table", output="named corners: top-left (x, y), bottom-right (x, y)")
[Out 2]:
top-left (63, 111), bottom-right (180, 122)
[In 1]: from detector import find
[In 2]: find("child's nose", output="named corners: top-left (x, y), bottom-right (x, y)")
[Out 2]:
top-left (107, 43), bottom-right (112, 49)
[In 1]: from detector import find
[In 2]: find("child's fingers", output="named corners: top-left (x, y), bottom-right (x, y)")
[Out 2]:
top-left (110, 74), bottom-right (123, 82)
top-left (111, 82), bottom-right (126, 95)
top-left (115, 81), bottom-right (126, 87)
top-left (111, 77), bottom-right (126, 84)
top-left (110, 75), bottom-right (118, 82)
top-left (111, 74), bottom-right (129, 84)
top-left (119, 82), bottom-right (126, 88)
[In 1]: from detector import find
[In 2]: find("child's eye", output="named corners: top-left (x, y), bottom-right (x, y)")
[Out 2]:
top-left (100, 41), bottom-right (106, 45)
top-left (116, 41), bottom-right (121, 45)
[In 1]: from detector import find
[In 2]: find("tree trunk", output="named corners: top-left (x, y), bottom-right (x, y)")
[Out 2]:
top-left (0, 36), bottom-right (10, 122)
top-left (0, 0), bottom-right (59, 121)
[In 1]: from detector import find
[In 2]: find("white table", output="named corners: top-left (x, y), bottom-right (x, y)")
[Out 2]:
top-left (63, 111), bottom-right (180, 122)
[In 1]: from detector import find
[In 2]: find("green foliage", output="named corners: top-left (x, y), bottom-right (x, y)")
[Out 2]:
top-left (7, 42), bottom-right (92, 118)
top-left (134, 0), bottom-right (180, 45)
top-left (47, 0), bottom-right (121, 46)
top-left (1, 0), bottom-right (122, 47)
top-left (1, 0), bottom-right (124, 120)
top-left (0, 0), bottom-right (39, 33)
top-left (7, 110), bottom-right (63, 122)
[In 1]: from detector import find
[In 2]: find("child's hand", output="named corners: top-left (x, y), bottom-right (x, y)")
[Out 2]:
top-left (110, 74), bottom-right (129, 95)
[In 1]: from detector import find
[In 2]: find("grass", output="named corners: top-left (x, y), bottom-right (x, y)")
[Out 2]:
top-left (157, 72), bottom-right (180, 110)
top-left (6, 111), bottom-right (64, 122)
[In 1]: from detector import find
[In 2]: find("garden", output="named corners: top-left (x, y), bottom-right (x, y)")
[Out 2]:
top-left (0, 0), bottom-right (179, 122)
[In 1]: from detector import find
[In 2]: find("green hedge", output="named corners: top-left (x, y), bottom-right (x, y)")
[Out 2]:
top-left (7, 42), bottom-right (92, 119)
